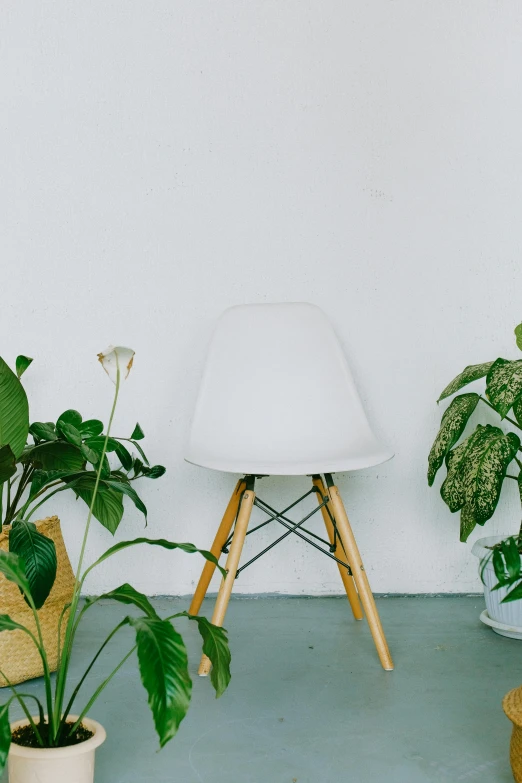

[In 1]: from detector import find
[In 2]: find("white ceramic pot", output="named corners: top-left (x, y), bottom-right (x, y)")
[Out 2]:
top-left (8, 715), bottom-right (106, 783)
top-left (472, 535), bottom-right (522, 639)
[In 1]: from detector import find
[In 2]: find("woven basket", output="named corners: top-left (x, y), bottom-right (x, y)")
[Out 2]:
top-left (0, 516), bottom-right (75, 687)
top-left (503, 685), bottom-right (522, 782)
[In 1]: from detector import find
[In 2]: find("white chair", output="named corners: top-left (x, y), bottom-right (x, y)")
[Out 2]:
top-left (187, 302), bottom-right (394, 672)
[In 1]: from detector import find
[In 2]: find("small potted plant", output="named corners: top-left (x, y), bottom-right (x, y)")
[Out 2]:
top-left (0, 354), bottom-right (165, 686)
top-left (427, 323), bottom-right (522, 636)
top-left (0, 346), bottom-right (231, 783)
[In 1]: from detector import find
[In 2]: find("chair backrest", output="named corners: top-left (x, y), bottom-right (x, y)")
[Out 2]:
top-left (186, 303), bottom-right (392, 475)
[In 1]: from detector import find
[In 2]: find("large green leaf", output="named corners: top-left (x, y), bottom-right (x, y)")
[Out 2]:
top-left (438, 361), bottom-right (494, 402)
top-left (22, 441), bottom-right (85, 472)
top-left (9, 520), bottom-right (57, 609)
top-left (486, 358), bottom-right (522, 418)
top-left (0, 703), bottom-right (11, 777)
top-left (188, 615), bottom-right (231, 698)
top-left (86, 583), bottom-right (160, 619)
top-left (0, 356), bottom-right (29, 458)
top-left (141, 465), bottom-right (166, 480)
top-left (15, 355), bottom-right (32, 379)
top-left (0, 444), bottom-right (17, 484)
top-left (131, 423), bottom-right (145, 440)
top-left (113, 441), bottom-right (133, 470)
top-left (85, 538), bottom-right (226, 577)
top-left (428, 393), bottom-right (479, 485)
top-left (56, 421), bottom-right (82, 447)
top-left (104, 479), bottom-right (147, 520)
top-left (71, 477), bottom-right (124, 535)
top-left (130, 616), bottom-right (192, 747)
top-left (0, 550), bottom-right (32, 602)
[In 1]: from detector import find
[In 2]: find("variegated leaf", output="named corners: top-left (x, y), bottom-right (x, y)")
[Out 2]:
top-left (485, 358), bottom-right (522, 418)
top-left (459, 504), bottom-right (478, 543)
top-left (513, 397), bottom-right (522, 428)
top-left (459, 426), bottom-right (520, 525)
top-left (438, 361), bottom-right (494, 402)
top-left (428, 393), bottom-right (479, 485)
top-left (440, 427), bottom-right (489, 512)
top-left (515, 323), bottom-right (522, 351)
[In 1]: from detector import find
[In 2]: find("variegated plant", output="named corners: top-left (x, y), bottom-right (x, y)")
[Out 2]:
top-left (428, 323), bottom-right (522, 542)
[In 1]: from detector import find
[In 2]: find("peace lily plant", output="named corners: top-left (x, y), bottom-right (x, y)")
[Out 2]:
top-left (0, 346), bottom-right (231, 779)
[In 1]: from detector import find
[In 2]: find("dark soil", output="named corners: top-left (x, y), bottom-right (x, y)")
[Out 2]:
top-left (12, 721), bottom-right (93, 748)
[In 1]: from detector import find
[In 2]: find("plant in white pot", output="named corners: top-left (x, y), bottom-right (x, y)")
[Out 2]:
top-left (0, 352), bottom-right (166, 687)
top-left (427, 323), bottom-right (522, 637)
top-left (0, 346), bottom-right (231, 783)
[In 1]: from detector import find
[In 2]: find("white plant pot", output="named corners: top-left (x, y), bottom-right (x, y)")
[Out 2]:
top-left (472, 535), bottom-right (522, 639)
top-left (8, 715), bottom-right (106, 783)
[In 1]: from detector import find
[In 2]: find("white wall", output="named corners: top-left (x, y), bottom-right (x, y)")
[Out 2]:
top-left (2, 1), bottom-right (522, 596)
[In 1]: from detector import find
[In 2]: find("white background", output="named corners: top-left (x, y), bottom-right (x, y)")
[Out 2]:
top-left (2, 2), bottom-right (522, 596)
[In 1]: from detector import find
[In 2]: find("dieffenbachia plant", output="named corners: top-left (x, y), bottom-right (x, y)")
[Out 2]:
top-left (0, 353), bottom-right (165, 538)
top-left (428, 323), bottom-right (522, 542)
top-left (0, 346), bottom-right (231, 771)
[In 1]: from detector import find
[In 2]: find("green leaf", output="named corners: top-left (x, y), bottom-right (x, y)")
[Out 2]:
top-left (29, 422), bottom-right (58, 442)
top-left (0, 445), bottom-right (16, 484)
top-left (130, 616), bottom-right (192, 747)
top-left (84, 436), bottom-right (119, 453)
top-left (515, 323), bottom-right (522, 351)
top-left (0, 702), bottom-right (11, 777)
top-left (486, 358), bottom-right (522, 418)
top-left (132, 458), bottom-right (144, 477)
top-left (503, 582), bottom-right (522, 602)
top-left (131, 423), bottom-right (145, 440)
top-left (0, 356), bottom-right (29, 458)
top-left (0, 550), bottom-right (32, 602)
top-left (440, 428), bottom-right (488, 512)
top-left (57, 409), bottom-right (82, 429)
top-left (0, 614), bottom-right (31, 633)
top-left (56, 421), bottom-right (82, 447)
top-left (86, 538), bottom-right (226, 577)
top-left (131, 440), bottom-right (149, 466)
top-left (29, 469), bottom-right (73, 498)
top-left (428, 393), bottom-right (479, 485)
top-left (113, 441), bottom-right (133, 471)
top-left (104, 480), bottom-right (147, 520)
top-left (15, 355), bottom-right (33, 379)
top-left (71, 477), bottom-right (124, 535)
top-left (79, 419), bottom-right (104, 438)
top-left (501, 537), bottom-right (521, 581)
top-left (141, 465), bottom-right (166, 480)
top-left (189, 615), bottom-right (231, 698)
top-left (438, 361), bottom-right (494, 402)
top-left (86, 583), bottom-right (160, 619)
top-left (22, 441), bottom-right (85, 472)
top-left (9, 520), bottom-right (57, 609)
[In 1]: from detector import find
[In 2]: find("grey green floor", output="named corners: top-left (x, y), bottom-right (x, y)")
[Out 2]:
top-left (3, 596), bottom-right (521, 782)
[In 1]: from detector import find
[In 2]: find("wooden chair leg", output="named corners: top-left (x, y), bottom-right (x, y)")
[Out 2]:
top-left (198, 485), bottom-right (255, 676)
top-left (189, 479), bottom-right (245, 616)
top-left (312, 476), bottom-right (363, 620)
top-left (326, 480), bottom-right (394, 671)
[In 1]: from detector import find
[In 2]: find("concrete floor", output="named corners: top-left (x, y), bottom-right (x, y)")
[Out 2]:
top-left (3, 596), bottom-right (521, 782)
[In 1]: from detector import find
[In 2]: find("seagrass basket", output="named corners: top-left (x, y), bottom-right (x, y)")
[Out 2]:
top-left (0, 516), bottom-right (75, 687)
top-left (503, 685), bottom-right (522, 782)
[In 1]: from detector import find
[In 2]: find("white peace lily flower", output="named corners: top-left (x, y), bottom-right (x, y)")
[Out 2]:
top-left (97, 345), bottom-right (135, 384)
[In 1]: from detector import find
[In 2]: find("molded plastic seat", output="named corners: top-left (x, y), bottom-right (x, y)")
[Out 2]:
top-left (186, 302), bottom-right (393, 475)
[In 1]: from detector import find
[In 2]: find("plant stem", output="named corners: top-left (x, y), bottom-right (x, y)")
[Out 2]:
top-left (66, 644), bottom-right (136, 738)
top-left (479, 396), bottom-right (522, 431)
top-left (0, 690), bottom-right (45, 746)
top-left (53, 365), bottom-right (121, 740)
top-left (58, 620), bottom-right (128, 734)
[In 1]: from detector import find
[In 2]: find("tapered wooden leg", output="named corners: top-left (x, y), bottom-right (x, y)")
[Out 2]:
top-left (326, 480), bottom-right (394, 671)
top-left (189, 480), bottom-right (245, 616)
top-left (312, 476), bottom-right (363, 620)
top-left (198, 485), bottom-right (255, 676)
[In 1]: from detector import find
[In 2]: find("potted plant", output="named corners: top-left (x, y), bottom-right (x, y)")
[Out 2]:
top-left (0, 346), bottom-right (231, 783)
top-left (0, 354), bottom-right (165, 686)
top-left (427, 323), bottom-right (522, 636)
